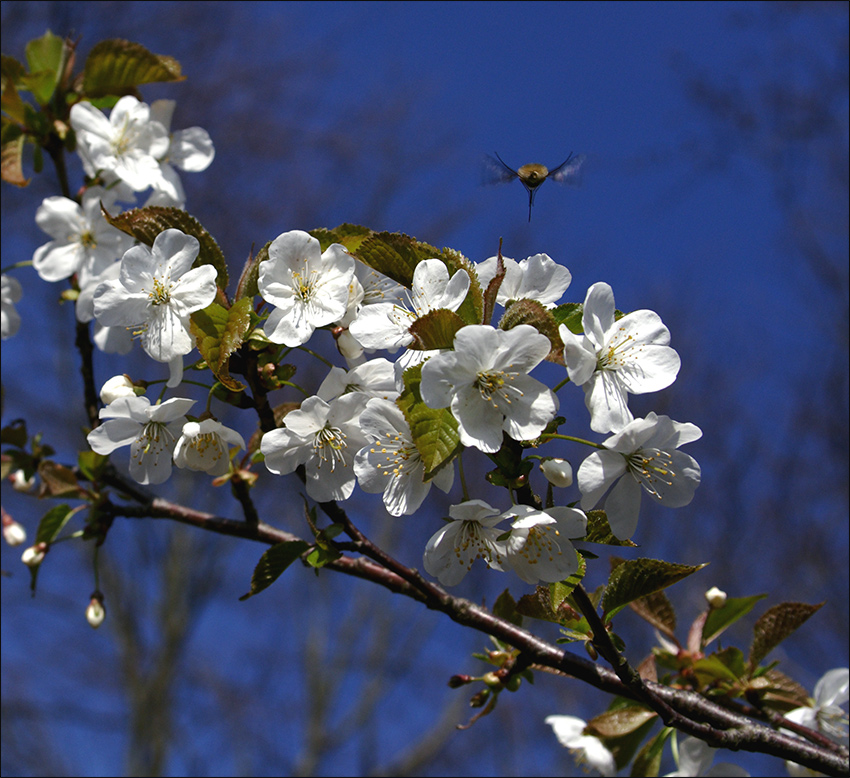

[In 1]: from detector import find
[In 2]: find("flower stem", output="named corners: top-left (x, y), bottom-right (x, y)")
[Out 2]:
top-left (540, 433), bottom-right (606, 450)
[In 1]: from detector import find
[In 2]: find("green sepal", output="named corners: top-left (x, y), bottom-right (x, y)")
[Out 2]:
top-left (102, 205), bottom-right (228, 290)
top-left (602, 557), bottom-right (708, 622)
top-left (81, 38), bottom-right (184, 98)
top-left (396, 363), bottom-right (460, 480)
top-left (239, 540), bottom-right (310, 600)
top-left (190, 298), bottom-right (253, 392)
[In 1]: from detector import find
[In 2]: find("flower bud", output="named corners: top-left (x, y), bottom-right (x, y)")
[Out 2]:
top-left (540, 458), bottom-right (573, 488)
top-left (21, 542), bottom-right (47, 567)
top-left (2, 513), bottom-right (26, 546)
top-left (99, 374), bottom-right (138, 404)
top-left (705, 586), bottom-right (727, 609)
top-left (86, 592), bottom-right (106, 628)
top-left (11, 469), bottom-right (36, 493)
top-left (448, 674), bottom-right (472, 688)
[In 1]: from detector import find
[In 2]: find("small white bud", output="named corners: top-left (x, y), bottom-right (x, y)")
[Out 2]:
top-left (11, 469), bottom-right (36, 493)
top-left (2, 514), bottom-right (26, 546)
top-left (86, 593), bottom-right (106, 628)
top-left (21, 542), bottom-right (47, 567)
top-left (99, 374), bottom-right (137, 405)
top-left (540, 458), bottom-right (573, 488)
top-left (705, 586), bottom-right (727, 609)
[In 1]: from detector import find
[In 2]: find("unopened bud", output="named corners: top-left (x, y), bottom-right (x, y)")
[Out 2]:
top-left (2, 513), bottom-right (26, 546)
top-left (100, 375), bottom-right (138, 404)
top-left (705, 587), bottom-right (727, 609)
top-left (11, 469), bottom-right (36, 493)
top-left (21, 542), bottom-right (47, 567)
top-left (448, 674), bottom-right (472, 688)
top-left (540, 458), bottom-right (573, 488)
top-left (86, 592), bottom-right (106, 628)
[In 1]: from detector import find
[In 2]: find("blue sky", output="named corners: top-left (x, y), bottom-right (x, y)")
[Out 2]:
top-left (2, 2), bottom-right (847, 776)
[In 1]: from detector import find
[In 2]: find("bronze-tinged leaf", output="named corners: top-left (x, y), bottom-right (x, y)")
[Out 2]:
top-left (82, 38), bottom-right (184, 98)
top-left (1, 128), bottom-right (29, 187)
top-left (749, 601), bottom-right (824, 670)
top-left (587, 705), bottom-right (657, 738)
top-left (516, 586), bottom-right (561, 623)
top-left (583, 510), bottom-right (638, 546)
top-left (499, 298), bottom-right (565, 365)
top-left (407, 309), bottom-right (466, 350)
top-left (629, 589), bottom-right (677, 640)
top-left (481, 248), bottom-right (506, 326)
top-left (36, 461), bottom-right (84, 498)
top-left (102, 205), bottom-right (228, 289)
top-left (190, 301), bottom-right (250, 392)
top-left (601, 558), bottom-right (708, 621)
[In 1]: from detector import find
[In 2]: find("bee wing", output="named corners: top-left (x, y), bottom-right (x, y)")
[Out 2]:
top-left (549, 153), bottom-right (586, 186)
top-left (482, 153), bottom-right (518, 186)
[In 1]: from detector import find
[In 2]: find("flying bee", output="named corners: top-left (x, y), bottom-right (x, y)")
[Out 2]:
top-left (483, 151), bottom-right (586, 222)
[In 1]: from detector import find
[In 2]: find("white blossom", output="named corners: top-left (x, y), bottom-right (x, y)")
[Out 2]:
top-left (317, 358), bottom-right (399, 402)
top-left (545, 715), bottom-right (617, 776)
top-left (32, 188), bottom-right (133, 285)
top-left (422, 500), bottom-right (508, 586)
top-left (258, 230), bottom-right (355, 347)
top-left (476, 252), bottom-right (571, 309)
top-left (1, 274), bottom-right (23, 339)
top-left (93, 228), bottom-right (217, 363)
top-left (86, 395), bottom-right (195, 485)
top-left (261, 394), bottom-right (368, 502)
top-left (70, 96), bottom-right (170, 192)
top-left (420, 324), bottom-right (557, 453)
top-left (577, 412), bottom-right (702, 540)
top-left (560, 282), bottom-right (681, 433)
top-left (75, 262), bottom-right (134, 355)
top-left (354, 398), bottom-right (453, 516)
top-left (540, 457), bottom-right (574, 487)
top-left (501, 504), bottom-right (586, 584)
top-left (665, 737), bottom-right (750, 777)
top-left (173, 418), bottom-right (245, 476)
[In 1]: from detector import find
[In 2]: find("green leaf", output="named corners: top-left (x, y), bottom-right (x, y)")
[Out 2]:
top-left (549, 558), bottom-right (587, 611)
top-left (235, 241), bottom-right (270, 301)
top-left (309, 223), bottom-right (373, 254)
top-left (439, 246), bottom-right (483, 325)
top-left (77, 451), bottom-right (108, 482)
top-left (551, 302), bottom-right (584, 334)
top-left (493, 588), bottom-right (523, 627)
top-left (2, 55), bottom-right (30, 124)
top-left (693, 647), bottom-right (746, 686)
top-left (396, 363), bottom-right (460, 480)
top-left (1, 418), bottom-right (28, 448)
top-left (353, 231), bottom-right (426, 288)
top-left (239, 540), bottom-right (310, 600)
top-left (407, 308), bottom-right (466, 350)
top-left (190, 298), bottom-right (252, 391)
top-left (583, 510), bottom-right (638, 546)
top-left (628, 726), bottom-right (671, 777)
top-left (102, 205), bottom-right (228, 289)
top-left (702, 594), bottom-right (767, 648)
top-left (35, 503), bottom-right (75, 545)
top-left (82, 38), bottom-right (184, 98)
top-left (23, 31), bottom-right (65, 105)
top-left (499, 298), bottom-right (564, 365)
top-left (305, 545), bottom-right (342, 568)
top-left (602, 558), bottom-right (708, 621)
top-left (748, 601), bottom-right (823, 670)
top-left (587, 704), bottom-right (657, 738)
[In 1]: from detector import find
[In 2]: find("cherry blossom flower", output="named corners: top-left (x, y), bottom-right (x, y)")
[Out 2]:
top-left (93, 228), bottom-right (217, 363)
top-left (261, 393), bottom-right (369, 502)
top-left (560, 282), bottom-right (681, 433)
top-left (545, 715), bottom-right (617, 777)
top-left (422, 499), bottom-right (508, 586)
top-left (501, 504), bottom-right (586, 584)
top-left (354, 398), bottom-right (453, 516)
top-left (75, 263), bottom-right (134, 355)
top-left (173, 418), bottom-right (245, 476)
top-left (348, 259), bottom-right (470, 382)
top-left (70, 96), bottom-right (170, 192)
top-left (577, 412), bottom-right (702, 540)
top-left (258, 230), bottom-right (355, 347)
top-left (317, 358), bottom-right (398, 402)
top-left (420, 324), bottom-right (558, 453)
top-left (665, 737), bottom-right (750, 777)
top-left (144, 99), bottom-right (215, 207)
top-left (32, 188), bottom-right (134, 285)
top-left (476, 252), bottom-right (571, 309)
top-left (784, 668), bottom-right (849, 777)
top-left (99, 375), bottom-right (138, 405)
top-left (1, 274), bottom-right (22, 339)
top-left (86, 395), bottom-right (195, 485)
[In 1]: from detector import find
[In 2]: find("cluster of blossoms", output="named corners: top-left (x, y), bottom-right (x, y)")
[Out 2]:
top-left (6, 94), bottom-right (701, 593)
